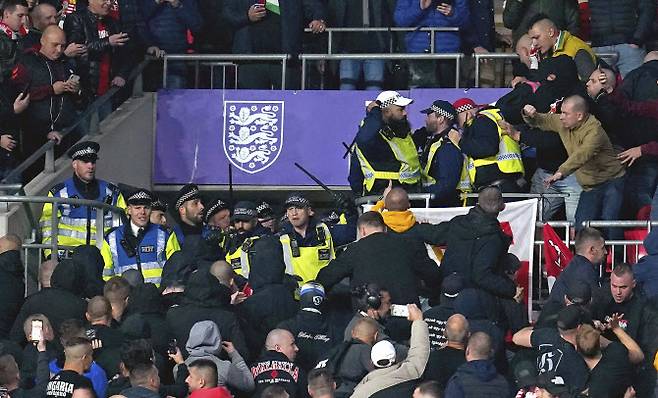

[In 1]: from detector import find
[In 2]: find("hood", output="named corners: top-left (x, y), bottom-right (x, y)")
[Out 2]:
top-left (249, 236), bottom-right (286, 289)
top-left (643, 229), bottom-right (658, 255)
top-left (450, 206), bottom-right (502, 240)
top-left (0, 250), bottom-right (23, 276)
top-left (372, 200), bottom-right (416, 233)
top-left (128, 283), bottom-right (162, 314)
top-left (120, 314), bottom-right (151, 340)
top-left (186, 320), bottom-right (221, 357)
top-left (190, 387), bottom-right (232, 398)
top-left (459, 359), bottom-right (500, 382)
top-left (184, 269), bottom-right (231, 306)
top-left (454, 289), bottom-right (487, 320)
top-left (50, 259), bottom-right (85, 296)
top-left (71, 245), bottom-right (104, 279)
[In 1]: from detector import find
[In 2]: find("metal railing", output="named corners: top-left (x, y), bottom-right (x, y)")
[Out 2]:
top-left (0, 59), bottom-right (152, 185)
top-left (473, 51), bottom-right (620, 87)
top-left (302, 27), bottom-right (459, 54)
top-left (299, 53), bottom-right (465, 89)
top-left (355, 193), bottom-right (435, 208)
top-left (162, 54), bottom-right (290, 90)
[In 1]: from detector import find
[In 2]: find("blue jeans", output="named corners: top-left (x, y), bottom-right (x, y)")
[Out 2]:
top-left (625, 159), bottom-right (658, 214)
top-left (530, 168), bottom-right (582, 223)
top-left (593, 44), bottom-right (646, 78)
top-left (339, 59), bottom-right (384, 90)
top-left (575, 175), bottom-right (626, 240)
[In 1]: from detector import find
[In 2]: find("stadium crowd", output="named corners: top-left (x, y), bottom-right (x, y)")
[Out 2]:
top-left (1, 0), bottom-right (658, 397)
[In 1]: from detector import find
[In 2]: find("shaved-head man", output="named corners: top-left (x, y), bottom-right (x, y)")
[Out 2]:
top-left (252, 329), bottom-right (302, 398)
top-left (46, 337), bottom-right (94, 398)
top-left (423, 314), bottom-right (469, 388)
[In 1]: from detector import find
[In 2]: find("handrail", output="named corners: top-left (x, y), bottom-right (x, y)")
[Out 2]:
top-left (0, 195), bottom-right (124, 255)
top-left (302, 27), bottom-right (459, 54)
top-left (355, 193), bottom-right (435, 208)
top-left (162, 54), bottom-right (290, 90)
top-left (473, 51), bottom-right (619, 87)
top-left (1, 58), bottom-right (152, 184)
top-left (300, 53), bottom-right (464, 89)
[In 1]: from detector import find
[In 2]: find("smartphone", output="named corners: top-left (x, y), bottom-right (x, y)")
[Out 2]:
top-left (390, 304), bottom-right (409, 318)
top-left (85, 328), bottom-right (96, 340)
top-left (31, 319), bottom-right (43, 343)
top-left (68, 74), bottom-right (80, 83)
top-left (168, 338), bottom-right (177, 355)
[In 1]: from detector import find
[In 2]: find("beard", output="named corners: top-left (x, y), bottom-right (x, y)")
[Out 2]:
top-left (386, 117), bottom-right (411, 137)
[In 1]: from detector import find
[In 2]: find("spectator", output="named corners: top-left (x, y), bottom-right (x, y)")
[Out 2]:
top-left (251, 329), bottom-right (305, 398)
top-left (23, 3), bottom-right (56, 48)
top-left (10, 25), bottom-right (76, 177)
top-left (0, 74), bottom-right (28, 183)
top-left (503, 0), bottom-right (579, 44)
top-left (0, 348), bottom-right (49, 398)
top-left (527, 14), bottom-right (596, 81)
top-left (19, 314), bottom-right (58, 389)
top-left (444, 332), bottom-right (510, 397)
top-left (547, 227), bottom-right (605, 304)
top-left (536, 280), bottom-right (592, 329)
top-left (327, 0), bottom-right (392, 91)
top-left (103, 276), bottom-right (131, 324)
top-left (10, 259), bottom-right (86, 344)
top-left (634, 229), bottom-right (658, 304)
top-left (140, 0), bottom-right (200, 88)
top-left (63, 0), bottom-right (132, 114)
top-left (307, 368), bottom-right (335, 398)
top-left (223, 0), bottom-right (326, 89)
top-left (350, 304), bottom-right (429, 398)
top-left (412, 381), bottom-right (442, 398)
top-left (46, 337), bottom-right (94, 398)
top-left (122, 283), bottom-right (169, 356)
top-left (576, 322), bottom-right (642, 397)
top-left (121, 363), bottom-right (160, 398)
top-left (278, 282), bottom-right (336, 372)
top-left (588, 0), bottom-right (655, 77)
top-left (394, 0), bottom-right (469, 88)
top-left (592, 264), bottom-right (658, 396)
top-left (0, 0), bottom-right (28, 83)
top-left (523, 96), bottom-right (626, 240)
top-left (85, 296), bottom-right (125, 377)
top-left (186, 359), bottom-right (232, 398)
top-left (512, 305), bottom-right (591, 393)
top-left (423, 273), bottom-right (463, 350)
top-left (0, 235), bottom-right (24, 340)
top-left (342, 284), bottom-right (400, 347)
top-left (422, 314), bottom-right (468, 390)
top-left (534, 372), bottom-right (572, 398)
top-left (175, 320), bottom-right (254, 392)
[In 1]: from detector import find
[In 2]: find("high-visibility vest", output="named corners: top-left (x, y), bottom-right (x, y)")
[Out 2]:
top-left (354, 130), bottom-right (421, 193)
top-left (422, 135), bottom-right (472, 194)
top-left (40, 178), bottom-right (126, 255)
top-left (465, 109), bottom-right (524, 184)
top-left (279, 223), bottom-right (334, 286)
top-left (225, 235), bottom-right (260, 277)
top-left (101, 222), bottom-right (180, 286)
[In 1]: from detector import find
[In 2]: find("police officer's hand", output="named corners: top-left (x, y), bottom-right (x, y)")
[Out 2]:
top-left (407, 304), bottom-right (423, 321)
top-left (448, 128), bottom-right (461, 144)
top-left (367, 100), bottom-right (380, 113)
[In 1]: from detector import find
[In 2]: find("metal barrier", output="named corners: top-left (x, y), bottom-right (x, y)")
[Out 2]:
top-left (473, 51), bottom-right (620, 87)
top-left (162, 54), bottom-right (290, 90)
top-left (355, 193), bottom-right (435, 208)
top-left (299, 53), bottom-right (465, 89)
top-left (0, 59), bottom-right (152, 184)
top-left (302, 27), bottom-right (459, 54)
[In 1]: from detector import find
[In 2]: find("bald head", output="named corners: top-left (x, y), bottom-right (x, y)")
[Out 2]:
top-left (384, 187), bottom-right (410, 211)
top-left (515, 34), bottom-right (533, 68)
top-left (466, 332), bottom-right (493, 361)
top-left (645, 51), bottom-right (658, 63)
top-left (445, 314), bottom-right (469, 344)
top-left (0, 234), bottom-right (20, 253)
top-left (31, 3), bottom-right (56, 31)
top-left (564, 95), bottom-right (589, 115)
top-left (209, 260), bottom-right (234, 287)
top-left (477, 186), bottom-right (504, 214)
top-left (265, 329), bottom-right (298, 361)
top-left (86, 296), bottom-right (112, 324)
top-left (351, 317), bottom-right (379, 345)
top-left (40, 25), bottom-right (65, 61)
top-left (39, 259), bottom-right (57, 288)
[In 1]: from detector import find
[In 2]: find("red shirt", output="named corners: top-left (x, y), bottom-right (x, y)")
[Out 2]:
top-left (96, 19), bottom-right (111, 95)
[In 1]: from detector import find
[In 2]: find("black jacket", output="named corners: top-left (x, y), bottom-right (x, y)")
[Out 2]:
top-left (0, 250), bottom-right (24, 339)
top-left (125, 283), bottom-right (171, 356)
top-left (317, 232), bottom-right (441, 306)
top-left (438, 206), bottom-right (517, 299)
top-left (278, 310), bottom-right (335, 372)
top-left (166, 269), bottom-right (250, 359)
top-left (589, 0), bottom-right (655, 46)
top-left (621, 60), bottom-right (658, 101)
top-left (444, 359), bottom-right (510, 397)
top-left (63, 8), bottom-right (132, 100)
top-left (250, 350), bottom-right (305, 398)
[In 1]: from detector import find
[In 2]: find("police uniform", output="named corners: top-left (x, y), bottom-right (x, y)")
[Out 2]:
top-left (40, 141), bottom-right (126, 257)
top-left (202, 197), bottom-right (231, 253)
top-left (224, 201), bottom-right (266, 276)
top-left (417, 100), bottom-right (465, 206)
top-left (349, 91), bottom-right (422, 196)
top-left (101, 189), bottom-right (180, 286)
top-left (171, 183), bottom-right (203, 246)
top-left (454, 98), bottom-right (525, 192)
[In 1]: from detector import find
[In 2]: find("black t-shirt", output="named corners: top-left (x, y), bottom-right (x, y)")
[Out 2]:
top-left (423, 346), bottom-right (466, 389)
top-left (46, 370), bottom-right (93, 398)
top-left (587, 342), bottom-right (632, 398)
top-left (424, 304), bottom-right (456, 350)
top-left (530, 328), bottom-right (590, 393)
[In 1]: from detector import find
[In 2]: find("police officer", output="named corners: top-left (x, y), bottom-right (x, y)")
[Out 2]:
top-left (257, 201), bottom-right (278, 233)
top-left (149, 196), bottom-right (168, 227)
top-left (171, 183), bottom-right (204, 245)
top-left (224, 201), bottom-right (270, 275)
top-left (416, 100), bottom-right (464, 206)
top-left (101, 189), bottom-right (180, 286)
top-left (202, 197), bottom-right (231, 256)
top-left (451, 98), bottom-right (525, 193)
top-left (278, 193), bottom-right (354, 286)
top-left (349, 90), bottom-right (422, 196)
top-left (40, 141), bottom-right (125, 258)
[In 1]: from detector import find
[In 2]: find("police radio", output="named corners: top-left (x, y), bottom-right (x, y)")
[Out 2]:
top-left (290, 238), bottom-right (300, 257)
top-left (120, 238), bottom-right (137, 258)
top-left (316, 225), bottom-right (326, 243)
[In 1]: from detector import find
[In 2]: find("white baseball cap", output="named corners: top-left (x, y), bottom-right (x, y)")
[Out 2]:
top-left (376, 91), bottom-right (413, 108)
top-left (370, 340), bottom-right (396, 368)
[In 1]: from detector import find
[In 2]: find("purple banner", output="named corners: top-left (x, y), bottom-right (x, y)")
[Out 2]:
top-left (154, 88), bottom-right (510, 186)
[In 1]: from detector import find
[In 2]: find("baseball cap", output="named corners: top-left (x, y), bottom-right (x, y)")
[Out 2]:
top-left (536, 372), bottom-right (570, 395)
top-left (376, 91), bottom-right (413, 108)
top-left (441, 273), bottom-right (464, 299)
top-left (452, 98), bottom-right (479, 113)
top-left (513, 360), bottom-right (538, 389)
top-left (565, 280), bottom-right (592, 305)
top-left (371, 340), bottom-right (396, 368)
top-left (420, 100), bottom-right (457, 120)
top-left (557, 305), bottom-right (584, 330)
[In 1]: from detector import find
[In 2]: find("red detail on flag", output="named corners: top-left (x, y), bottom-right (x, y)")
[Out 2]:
top-left (500, 221), bottom-right (514, 244)
top-left (543, 224), bottom-right (573, 278)
top-left (515, 260), bottom-right (530, 305)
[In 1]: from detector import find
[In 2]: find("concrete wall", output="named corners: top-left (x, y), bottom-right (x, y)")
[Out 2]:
top-left (2, 93), bottom-right (156, 238)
